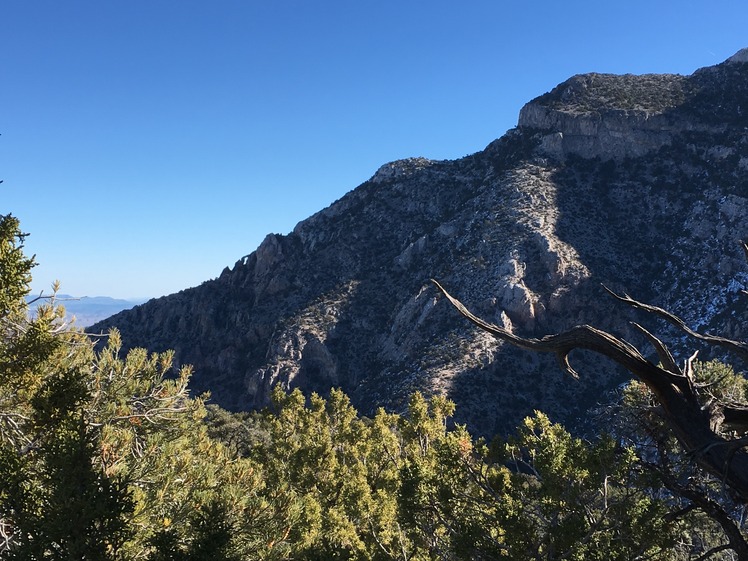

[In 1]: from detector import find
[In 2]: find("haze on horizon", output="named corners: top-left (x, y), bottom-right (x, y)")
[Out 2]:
top-left (3, 1), bottom-right (747, 299)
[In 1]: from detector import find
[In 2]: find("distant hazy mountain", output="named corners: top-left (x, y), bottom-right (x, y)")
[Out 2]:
top-left (92, 48), bottom-right (748, 437)
top-left (35, 295), bottom-right (148, 328)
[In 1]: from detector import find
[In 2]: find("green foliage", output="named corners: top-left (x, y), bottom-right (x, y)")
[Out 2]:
top-left (147, 501), bottom-right (241, 561)
top-left (4, 413), bottom-right (133, 560)
top-left (499, 412), bottom-right (675, 560)
top-left (0, 214), bottom-right (133, 559)
top-left (608, 360), bottom-right (748, 560)
top-left (0, 215), bottom-right (275, 559)
top-left (1, 213), bottom-right (745, 559)
top-left (0, 215), bottom-right (34, 318)
top-left (252, 386), bottom-right (396, 559)
top-left (241, 388), bottom-right (681, 561)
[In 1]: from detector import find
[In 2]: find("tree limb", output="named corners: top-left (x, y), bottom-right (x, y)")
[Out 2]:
top-left (432, 279), bottom-right (748, 503)
top-left (602, 285), bottom-right (748, 363)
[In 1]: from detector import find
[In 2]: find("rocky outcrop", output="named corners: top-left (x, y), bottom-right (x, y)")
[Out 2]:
top-left (518, 73), bottom-right (687, 160)
top-left (520, 105), bottom-right (678, 160)
top-left (92, 49), bottom-right (748, 437)
top-left (519, 52), bottom-right (748, 161)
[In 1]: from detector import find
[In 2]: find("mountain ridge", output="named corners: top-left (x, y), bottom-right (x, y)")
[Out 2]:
top-left (92, 49), bottom-right (748, 436)
top-left (27, 294), bottom-right (145, 328)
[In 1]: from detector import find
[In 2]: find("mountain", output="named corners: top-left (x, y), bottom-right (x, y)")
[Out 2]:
top-left (91, 49), bottom-right (748, 436)
top-left (42, 295), bottom-right (147, 328)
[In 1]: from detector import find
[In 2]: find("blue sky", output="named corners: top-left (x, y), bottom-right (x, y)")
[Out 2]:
top-left (2, 2), bottom-right (747, 299)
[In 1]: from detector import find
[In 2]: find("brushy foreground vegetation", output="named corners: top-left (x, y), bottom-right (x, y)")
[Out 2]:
top-left (1, 213), bottom-right (747, 560)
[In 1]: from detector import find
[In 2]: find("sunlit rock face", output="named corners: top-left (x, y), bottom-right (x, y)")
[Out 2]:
top-left (92, 49), bottom-right (748, 437)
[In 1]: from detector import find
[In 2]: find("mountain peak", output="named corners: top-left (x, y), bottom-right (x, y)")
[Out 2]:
top-left (371, 157), bottom-right (435, 184)
top-left (517, 49), bottom-right (748, 161)
top-left (727, 47), bottom-right (748, 64)
top-left (91, 52), bottom-right (748, 436)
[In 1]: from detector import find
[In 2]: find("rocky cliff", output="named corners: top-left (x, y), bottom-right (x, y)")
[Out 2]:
top-left (92, 49), bottom-right (748, 436)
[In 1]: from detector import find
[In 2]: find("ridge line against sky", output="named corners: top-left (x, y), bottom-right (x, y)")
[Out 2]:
top-left (3, 2), bottom-right (747, 299)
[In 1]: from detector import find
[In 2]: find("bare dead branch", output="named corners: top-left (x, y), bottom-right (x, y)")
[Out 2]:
top-left (630, 321), bottom-right (679, 374)
top-left (723, 406), bottom-right (748, 434)
top-left (432, 279), bottom-right (748, 503)
top-left (602, 285), bottom-right (748, 363)
top-left (431, 279), bottom-right (682, 392)
top-left (694, 544), bottom-right (734, 561)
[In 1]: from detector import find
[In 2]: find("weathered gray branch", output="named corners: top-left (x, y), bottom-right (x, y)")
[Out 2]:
top-left (602, 284), bottom-right (748, 363)
top-left (432, 279), bottom-right (748, 503)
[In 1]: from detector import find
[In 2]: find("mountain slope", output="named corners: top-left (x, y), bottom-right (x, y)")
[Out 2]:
top-left (92, 49), bottom-right (748, 436)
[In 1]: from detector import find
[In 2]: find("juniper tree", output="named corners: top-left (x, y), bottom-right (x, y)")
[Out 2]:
top-left (0, 215), bottom-right (279, 559)
top-left (0, 214), bottom-right (133, 558)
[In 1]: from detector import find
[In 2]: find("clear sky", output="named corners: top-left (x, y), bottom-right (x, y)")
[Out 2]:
top-left (2, 2), bottom-right (747, 299)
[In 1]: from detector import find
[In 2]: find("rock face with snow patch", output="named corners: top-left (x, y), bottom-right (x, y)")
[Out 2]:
top-left (93, 50), bottom-right (748, 436)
